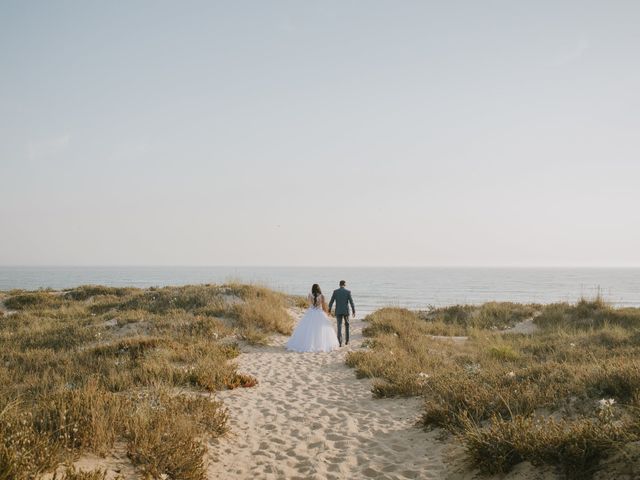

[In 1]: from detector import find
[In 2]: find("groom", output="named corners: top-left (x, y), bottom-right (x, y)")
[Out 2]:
top-left (328, 280), bottom-right (356, 347)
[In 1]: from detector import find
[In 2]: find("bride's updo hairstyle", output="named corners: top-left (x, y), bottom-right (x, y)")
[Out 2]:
top-left (311, 284), bottom-right (322, 306)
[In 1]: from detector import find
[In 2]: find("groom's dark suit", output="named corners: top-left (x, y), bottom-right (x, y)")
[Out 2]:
top-left (328, 286), bottom-right (355, 346)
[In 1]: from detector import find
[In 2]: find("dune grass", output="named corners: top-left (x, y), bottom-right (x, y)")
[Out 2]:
top-left (346, 299), bottom-right (640, 478)
top-left (416, 301), bottom-right (539, 335)
top-left (0, 283), bottom-right (294, 479)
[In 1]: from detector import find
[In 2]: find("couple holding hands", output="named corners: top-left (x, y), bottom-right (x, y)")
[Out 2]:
top-left (286, 280), bottom-right (356, 353)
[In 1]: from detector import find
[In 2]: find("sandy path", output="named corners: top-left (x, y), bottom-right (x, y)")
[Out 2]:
top-left (207, 315), bottom-right (448, 480)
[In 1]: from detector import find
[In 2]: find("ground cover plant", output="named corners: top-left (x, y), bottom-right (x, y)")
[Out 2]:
top-left (346, 299), bottom-right (640, 479)
top-left (0, 283), bottom-right (296, 479)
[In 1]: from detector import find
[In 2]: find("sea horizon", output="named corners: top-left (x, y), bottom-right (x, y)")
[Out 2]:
top-left (3, 265), bottom-right (639, 313)
top-left (3, 264), bottom-right (640, 268)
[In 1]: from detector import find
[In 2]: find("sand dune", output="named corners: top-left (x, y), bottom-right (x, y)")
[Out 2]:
top-left (36, 306), bottom-right (563, 479)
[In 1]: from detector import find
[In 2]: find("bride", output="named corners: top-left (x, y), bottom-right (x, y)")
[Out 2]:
top-left (286, 284), bottom-right (340, 352)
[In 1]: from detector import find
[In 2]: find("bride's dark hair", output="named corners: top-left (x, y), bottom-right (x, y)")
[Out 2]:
top-left (311, 284), bottom-right (321, 306)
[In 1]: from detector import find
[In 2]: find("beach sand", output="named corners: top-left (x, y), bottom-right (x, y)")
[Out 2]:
top-left (206, 314), bottom-right (449, 480)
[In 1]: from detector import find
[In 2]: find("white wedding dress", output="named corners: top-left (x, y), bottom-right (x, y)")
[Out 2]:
top-left (286, 293), bottom-right (340, 352)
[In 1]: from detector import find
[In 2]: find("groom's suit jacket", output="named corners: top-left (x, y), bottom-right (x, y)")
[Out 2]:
top-left (329, 287), bottom-right (355, 316)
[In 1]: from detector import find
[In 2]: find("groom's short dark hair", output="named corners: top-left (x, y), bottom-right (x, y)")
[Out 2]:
top-left (339, 280), bottom-right (346, 286)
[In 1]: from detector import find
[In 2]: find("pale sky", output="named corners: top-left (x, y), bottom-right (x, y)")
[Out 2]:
top-left (1, 1), bottom-right (639, 267)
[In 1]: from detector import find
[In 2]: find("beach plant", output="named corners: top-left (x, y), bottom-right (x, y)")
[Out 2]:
top-left (461, 412), bottom-right (632, 479)
top-left (535, 296), bottom-right (640, 331)
top-left (419, 301), bottom-right (539, 333)
top-left (228, 283), bottom-right (295, 338)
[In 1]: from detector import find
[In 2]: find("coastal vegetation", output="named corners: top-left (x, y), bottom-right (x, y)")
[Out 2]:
top-left (347, 298), bottom-right (640, 479)
top-left (5, 282), bottom-right (640, 479)
top-left (0, 284), bottom-right (296, 479)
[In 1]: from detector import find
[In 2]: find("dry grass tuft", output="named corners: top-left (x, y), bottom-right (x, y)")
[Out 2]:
top-left (4, 291), bottom-right (67, 310)
top-left (52, 466), bottom-right (117, 480)
top-left (535, 296), bottom-right (640, 331)
top-left (461, 412), bottom-right (632, 479)
top-left (33, 378), bottom-right (125, 454)
top-left (228, 284), bottom-right (295, 341)
top-left (125, 392), bottom-right (224, 480)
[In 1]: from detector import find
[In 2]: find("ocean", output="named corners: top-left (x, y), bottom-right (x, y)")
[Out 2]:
top-left (1, 266), bottom-right (638, 315)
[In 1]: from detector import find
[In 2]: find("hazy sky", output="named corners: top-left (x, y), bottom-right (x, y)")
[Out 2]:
top-left (1, 1), bottom-right (639, 266)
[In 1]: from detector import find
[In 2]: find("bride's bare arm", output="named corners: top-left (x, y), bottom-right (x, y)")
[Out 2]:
top-left (321, 294), bottom-right (329, 313)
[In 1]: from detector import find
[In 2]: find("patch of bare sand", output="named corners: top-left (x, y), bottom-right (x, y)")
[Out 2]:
top-left (0, 298), bottom-right (16, 317)
top-left (207, 316), bottom-right (450, 480)
top-left (502, 316), bottom-right (540, 335)
top-left (41, 443), bottom-right (137, 480)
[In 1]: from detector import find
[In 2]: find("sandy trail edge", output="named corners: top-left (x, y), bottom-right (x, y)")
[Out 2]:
top-left (206, 314), bottom-right (450, 480)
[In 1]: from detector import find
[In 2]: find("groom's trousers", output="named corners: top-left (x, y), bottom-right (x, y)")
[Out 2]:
top-left (336, 314), bottom-right (350, 345)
